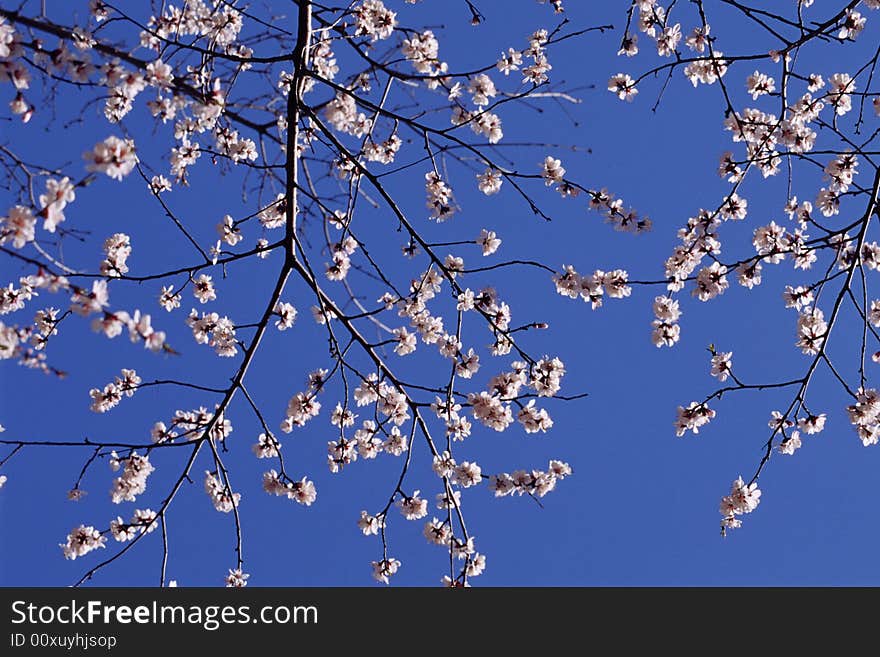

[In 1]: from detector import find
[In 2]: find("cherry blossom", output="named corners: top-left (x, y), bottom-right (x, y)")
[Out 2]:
top-left (0, 205), bottom-right (35, 248)
top-left (204, 471), bottom-right (241, 513)
top-left (358, 511), bottom-right (384, 536)
top-left (61, 525), bottom-right (106, 560)
top-left (83, 136), bottom-right (138, 180)
top-left (109, 451), bottom-right (153, 504)
top-left (225, 568), bottom-right (249, 588)
top-left (371, 558), bottom-right (400, 585)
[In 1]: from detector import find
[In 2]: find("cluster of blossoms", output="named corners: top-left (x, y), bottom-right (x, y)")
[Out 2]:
top-left (324, 92), bottom-right (372, 138)
top-left (0, 272), bottom-right (78, 372)
top-left (371, 558), bottom-right (401, 585)
top-left (466, 358), bottom-right (563, 433)
top-left (159, 286), bottom-right (182, 312)
top-left (281, 389), bottom-right (323, 431)
top-left (261, 470), bottom-right (317, 506)
top-left (451, 99), bottom-right (503, 144)
top-left (141, 0), bottom-right (244, 51)
top-left (425, 172), bottom-right (456, 222)
top-left (110, 509), bottom-right (158, 542)
top-left (541, 156), bottom-right (571, 196)
top-left (838, 7), bottom-right (869, 40)
top-left (767, 409), bottom-right (825, 456)
top-left (68, 278), bottom-right (167, 353)
top-left (519, 28), bottom-right (554, 85)
top-left (192, 275), bottom-right (217, 304)
top-left (100, 233), bottom-right (132, 277)
top-left (257, 195), bottom-right (286, 229)
top-left (0, 324), bottom-right (54, 373)
top-left (204, 471), bottom-right (241, 513)
top-left (608, 73), bottom-right (638, 102)
top-left (252, 433), bottom-right (281, 459)
top-left (682, 50), bottom-right (729, 88)
top-left (426, 398), bottom-right (471, 442)
top-left (2, 177), bottom-right (73, 247)
top-left (400, 25), bottom-right (553, 146)
top-left (659, 203), bottom-right (735, 302)
top-left (187, 309), bottom-right (237, 357)
top-left (614, 1), bottom-right (729, 90)
top-left (225, 568), bottom-right (249, 587)
top-left (402, 30), bottom-right (443, 77)
top-left (397, 491), bottom-right (429, 520)
top-left (61, 525), bottom-right (106, 560)
top-left (29, 308), bottom-right (55, 351)
top-left (327, 420), bottom-right (410, 473)
top-left (363, 133), bottom-right (403, 165)
top-left (431, 453), bottom-right (484, 488)
top-left (357, 511), bottom-right (385, 536)
top-left (354, 376), bottom-right (411, 425)
top-left (214, 125), bottom-right (257, 164)
top-left (388, 270), bottom-right (517, 366)
top-left (553, 266), bottom-right (631, 309)
top-left (84, 136), bottom-right (138, 180)
top-left (109, 451), bottom-right (155, 504)
top-left (169, 138), bottom-right (202, 183)
top-left (121, 2), bottom-right (255, 182)
top-left (489, 460), bottom-right (572, 498)
top-left (0, 205), bottom-right (35, 249)
top-left (325, 236), bottom-right (358, 282)
top-left (674, 401), bottom-right (715, 437)
top-left (423, 518), bottom-right (485, 583)
top-left (156, 405), bottom-right (233, 444)
top-left (518, 399), bottom-right (554, 434)
top-left (89, 309), bottom-right (167, 354)
top-left (1, 275), bottom-right (55, 316)
top-left (353, 0), bottom-right (397, 41)
top-left (102, 59), bottom-right (150, 123)
top-left (848, 389), bottom-right (880, 447)
top-left (39, 177), bottom-right (76, 233)
top-left (448, 71), bottom-right (503, 143)
top-left (795, 307), bottom-right (828, 356)
top-left (709, 350), bottom-right (733, 382)
top-left (148, 407), bottom-right (233, 446)
top-left (0, 16), bottom-right (32, 122)
top-left (719, 476), bottom-right (761, 533)
top-left (587, 188), bottom-right (651, 234)
top-left (216, 215), bottom-right (242, 247)
top-left (89, 369), bottom-right (140, 413)
top-left (306, 39), bottom-right (339, 91)
top-left (532, 161), bottom-right (652, 234)
top-left (651, 296), bottom-right (682, 348)
top-left (748, 220), bottom-right (814, 273)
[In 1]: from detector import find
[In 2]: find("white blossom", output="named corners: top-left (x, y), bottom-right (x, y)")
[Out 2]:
top-left (84, 136), bottom-right (138, 180)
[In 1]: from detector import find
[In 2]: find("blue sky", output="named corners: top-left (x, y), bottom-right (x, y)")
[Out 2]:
top-left (2, 1), bottom-right (880, 586)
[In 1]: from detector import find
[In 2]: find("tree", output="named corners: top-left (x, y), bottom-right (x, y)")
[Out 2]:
top-left (0, 0), bottom-right (630, 587)
top-left (608, 0), bottom-right (880, 535)
top-left (2, 0), bottom-right (879, 587)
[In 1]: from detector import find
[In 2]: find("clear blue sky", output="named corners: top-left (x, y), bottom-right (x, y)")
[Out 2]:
top-left (2, 1), bottom-right (879, 586)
